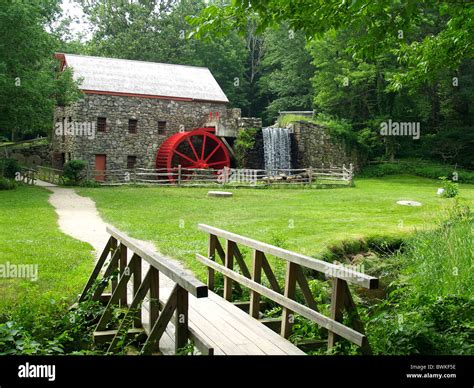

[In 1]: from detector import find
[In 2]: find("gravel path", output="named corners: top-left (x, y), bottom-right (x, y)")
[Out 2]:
top-left (36, 179), bottom-right (159, 258)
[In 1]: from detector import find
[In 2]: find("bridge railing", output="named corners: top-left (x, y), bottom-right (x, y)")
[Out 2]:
top-left (196, 224), bottom-right (378, 354)
top-left (79, 225), bottom-right (213, 355)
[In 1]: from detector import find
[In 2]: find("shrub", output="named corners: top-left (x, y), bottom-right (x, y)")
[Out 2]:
top-left (63, 160), bottom-right (87, 185)
top-left (438, 176), bottom-right (459, 198)
top-left (235, 127), bottom-right (259, 167)
top-left (0, 158), bottom-right (21, 179)
top-left (360, 160), bottom-right (474, 183)
top-left (0, 177), bottom-right (16, 190)
top-left (366, 203), bottom-right (473, 355)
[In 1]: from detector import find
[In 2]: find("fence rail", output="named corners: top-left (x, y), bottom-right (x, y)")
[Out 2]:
top-left (78, 226), bottom-right (213, 355)
top-left (36, 166), bottom-right (64, 185)
top-left (196, 224), bottom-right (377, 354)
top-left (33, 164), bottom-right (354, 187)
top-left (86, 164), bottom-right (354, 187)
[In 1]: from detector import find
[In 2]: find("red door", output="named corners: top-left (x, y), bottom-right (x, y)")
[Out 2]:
top-left (95, 154), bottom-right (106, 182)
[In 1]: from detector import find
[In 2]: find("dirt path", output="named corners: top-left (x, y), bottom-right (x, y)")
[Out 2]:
top-left (36, 180), bottom-right (159, 258)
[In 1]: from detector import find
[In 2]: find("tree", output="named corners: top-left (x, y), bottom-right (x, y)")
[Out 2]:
top-left (0, 0), bottom-right (80, 141)
top-left (79, 0), bottom-right (250, 109)
top-left (259, 25), bottom-right (315, 123)
top-left (188, 0), bottom-right (473, 92)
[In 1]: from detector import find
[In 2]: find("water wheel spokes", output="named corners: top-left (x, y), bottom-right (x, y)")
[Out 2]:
top-left (156, 128), bottom-right (231, 182)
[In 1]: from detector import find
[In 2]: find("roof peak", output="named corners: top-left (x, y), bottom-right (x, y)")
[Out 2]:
top-left (57, 52), bottom-right (210, 71)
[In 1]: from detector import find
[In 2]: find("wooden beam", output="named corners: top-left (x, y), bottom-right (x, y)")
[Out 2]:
top-left (79, 237), bottom-right (111, 302)
top-left (295, 265), bottom-right (319, 311)
top-left (207, 234), bottom-right (217, 291)
top-left (92, 246), bottom-right (121, 301)
top-left (328, 278), bottom-right (346, 349)
top-left (281, 262), bottom-right (298, 338)
top-left (196, 254), bottom-right (366, 347)
top-left (119, 244), bottom-right (128, 306)
top-left (110, 237), bottom-right (118, 293)
top-left (250, 250), bottom-right (263, 318)
top-left (175, 285), bottom-right (189, 352)
top-left (96, 255), bottom-right (139, 331)
top-left (342, 281), bottom-right (372, 355)
top-left (259, 317), bottom-right (281, 332)
top-left (224, 240), bottom-right (235, 301)
top-left (108, 270), bottom-right (151, 352)
top-left (107, 225), bottom-right (208, 298)
top-left (149, 267), bottom-right (160, 328)
top-left (141, 285), bottom-right (179, 355)
top-left (197, 224), bottom-right (378, 289)
top-left (132, 255), bottom-right (142, 327)
top-left (233, 244), bottom-right (251, 279)
top-left (261, 253), bottom-right (282, 294)
top-left (94, 328), bottom-right (145, 344)
top-left (188, 326), bottom-right (214, 355)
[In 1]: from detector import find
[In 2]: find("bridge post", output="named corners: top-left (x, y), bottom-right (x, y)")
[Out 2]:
top-left (281, 262), bottom-right (297, 338)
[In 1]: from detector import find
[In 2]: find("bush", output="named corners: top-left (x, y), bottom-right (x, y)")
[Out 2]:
top-left (439, 176), bottom-right (459, 198)
top-left (0, 177), bottom-right (16, 190)
top-left (235, 127), bottom-right (259, 167)
top-left (360, 160), bottom-right (474, 183)
top-left (0, 158), bottom-right (21, 179)
top-left (366, 203), bottom-right (473, 355)
top-left (63, 160), bottom-right (87, 185)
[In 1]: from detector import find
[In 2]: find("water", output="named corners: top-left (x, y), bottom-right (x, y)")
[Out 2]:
top-left (262, 127), bottom-right (291, 175)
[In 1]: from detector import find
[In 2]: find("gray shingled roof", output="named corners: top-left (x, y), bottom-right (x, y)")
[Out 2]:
top-left (61, 54), bottom-right (229, 103)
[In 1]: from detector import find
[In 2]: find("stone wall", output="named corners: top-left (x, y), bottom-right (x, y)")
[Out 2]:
top-left (5, 143), bottom-right (52, 168)
top-left (53, 94), bottom-right (228, 171)
top-left (289, 121), bottom-right (360, 170)
top-left (239, 128), bottom-right (265, 169)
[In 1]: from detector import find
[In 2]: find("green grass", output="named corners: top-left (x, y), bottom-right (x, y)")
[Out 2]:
top-left (0, 185), bottom-right (94, 313)
top-left (78, 175), bottom-right (474, 281)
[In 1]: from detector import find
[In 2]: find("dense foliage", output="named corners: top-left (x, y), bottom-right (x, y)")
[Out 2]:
top-left (1, 0), bottom-right (471, 168)
top-left (0, 0), bottom-right (80, 141)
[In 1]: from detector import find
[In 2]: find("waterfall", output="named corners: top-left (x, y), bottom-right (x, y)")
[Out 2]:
top-left (262, 127), bottom-right (292, 175)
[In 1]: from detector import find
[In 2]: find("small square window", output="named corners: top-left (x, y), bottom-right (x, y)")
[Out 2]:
top-left (97, 117), bottom-right (107, 132)
top-left (128, 119), bottom-right (138, 133)
top-left (158, 121), bottom-right (167, 135)
top-left (127, 155), bottom-right (137, 170)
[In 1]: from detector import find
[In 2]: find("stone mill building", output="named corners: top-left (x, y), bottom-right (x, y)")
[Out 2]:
top-left (52, 53), bottom-right (258, 179)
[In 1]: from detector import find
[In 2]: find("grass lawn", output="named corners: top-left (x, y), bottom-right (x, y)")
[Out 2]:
top-left (78, 175), bottom-right (474, 280)
top-left (0, 185), bottom-right (94, 313)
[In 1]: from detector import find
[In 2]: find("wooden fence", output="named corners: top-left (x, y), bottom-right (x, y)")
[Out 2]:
top-left (83, 164), bottom-right (354, 187)
top-left (36, 166), bottom-right (64, 185)
top-left (15, 167), bottom-right (36, 185)
top-left (196, 224), bottom-right (378, 354)
top-left (79, 226), bottom-right (213, 355)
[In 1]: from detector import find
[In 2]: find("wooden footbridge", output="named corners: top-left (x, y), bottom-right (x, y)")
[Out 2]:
top-left (78, 224), bottom-right (378, 355)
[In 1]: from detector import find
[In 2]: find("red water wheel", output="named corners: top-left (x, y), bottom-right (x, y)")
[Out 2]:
top-left (156, 128), bottom-right (230, 181)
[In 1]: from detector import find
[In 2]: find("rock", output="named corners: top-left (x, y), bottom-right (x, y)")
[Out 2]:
top-left (207, 191), bottom-right (233, 198)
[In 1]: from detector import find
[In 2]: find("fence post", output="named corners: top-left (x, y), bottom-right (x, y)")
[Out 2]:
top-left (349, 163), bottom-right (354, 186)
top-left (281, 262), bottom-right (297, 338)
top-left (328, 278), bottom-right (346, 349)
top-left (250, 250), bottom-right (263, 318)
top-left (177, 164), bottom-right (182, 187)
top-left (175, 285), bottom-right (189, 352)
top-left (207, 234), bottom-right (217, 291)
top-left (224, 240), bottom-right (235, 301)
top-left (308, 166), bottom-right (313, 185)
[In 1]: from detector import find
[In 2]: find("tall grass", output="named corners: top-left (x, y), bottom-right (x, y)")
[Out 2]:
top-left (402, 202), bottom-right (473, 297)
top-left (367, 202), bottom-right (473, 355)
